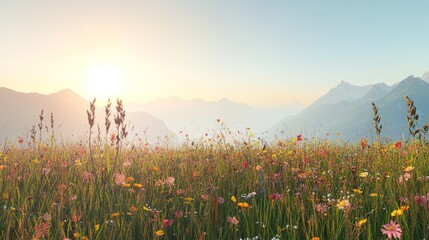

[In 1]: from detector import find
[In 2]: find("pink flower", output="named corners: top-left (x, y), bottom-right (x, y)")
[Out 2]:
top-left (269, 193), bottom-right (281, 201)
top-left (162, 219), bottom-right (174, 228)
top-left (381, 221), bottom-right (402, 239)
top-left (201, 194), bottom-right (209, 201)
top-left (34, 221), bottom-right (50, 238)
top-left (227, 216), bottom-right (239, 225)
top-left (113, 172), bottom-right (126, 186)
top-left (176, 189), bottom-right (184, 195)
top-left (218, 196), bottom-right (225, 204)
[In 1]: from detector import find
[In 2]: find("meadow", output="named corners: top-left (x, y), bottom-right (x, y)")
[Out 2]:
top-left (1, 99), bottom-right (429, 240)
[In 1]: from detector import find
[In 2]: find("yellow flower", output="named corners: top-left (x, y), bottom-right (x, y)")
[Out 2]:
top-left (122, 183), bottom-right (131, 188)
top-left (133, 183), bottom-right (143, 188)
top-left (143, 206), bottom-right (149, 211)
top-left (312, 237), bottom-right (320, 240)
top-left (73, 232), bottom-right (80, 239)
top-left (81, 236), bottom-right (88, 240)
top-left (358, 218), bottom-right (367, 227)
top-left (184, 197), bottom-right (193, 204)
top-left (352, 189), bottom-right (363, 194)
top-left (152, 166), bottom-right (159, 172)
top-left (155, 230), bottom-right (164, 237)
top-left (126, 177), bottom-right (134, 182)
top-left (271, 154), bottom-right (277, 159)
top-left (95, 224), bottom-right (100, 232)
top-left (369, 193), bottom-right (378, 197)
top-left (359, 172), bottom-right (368, 178)
top-left (336, 199), bottom-right (350, 210)
top-left (0, 165), bottom-right (6, 170)
top-left (404, 166), bottom-right (414, 172)
top-left (33, 158), bottom-right (40, 164)
top-left (231, 196), bottom-right (237, 203)
top-left (111, 212), bottom-right (120, 218)
top-left (391, 209), bottom-right (403, 217)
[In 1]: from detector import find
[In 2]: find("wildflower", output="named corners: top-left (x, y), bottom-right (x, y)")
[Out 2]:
top-left (133, 183), bottom-right (143, 188)
top-left (404, 166), bottom-right (414, 172)
top-left (162, 219), bottom-right (174, 228)
top-left (352, 189), bottom-right (363, 194)
top-left (130, 205), bottom-right (138, 212)
top-left (271, 154), bottom-right (277, 159)
top-left (311, 237), bottom-right (320, 240)
top-left (245, 192), bottom-right (257, 200)
top-left (0, 165), bottom-right (6, 170)
top-left (184, 197), bottom-right (193, 204)
top-left (34, 221), bottom-right (50, 239)
top-left (176, 189), bottom-right (184, 195)
top-left (122, 183), bottom-right (131, 188)
top-left (269, 193), bottom-right (281, 201)
top-left (400, 205), bottom-right (409, 211)
top-left (143, 206), bottom-right (149, 211)
top-left (73, 232), bottom-right (80, 239)
top-left (175, 210), bottom-right (183, 218)
top-left (359, 172), bottom-right (369, 178)
top-left (126, 177), bottom-right (134, 182)
top-left (218, 197), bottom-right (225, 204)
top-left (227, 216), bottom-right (239, 225)
top-left (255, 165), bottom-right (263, 171)
top-left (361, 139), bottom-right (368, 148)
top-left (391, 209), bottom-right (403, 217)
top-left (315, 203), bottom-right (328, 215)
top-left (95, 224), bottom-right (100, 232)
top-left (297, 134), bottom-right (303, 141)
top-left (152, 166), bottom-right (159, 172)
top-left (81, 236), bottom-right (88, 240)
top-left (358, 218), bottom-right (367, 227)
top-left (113, 173), bottom-right (126, 185)
top-left (336, 199), bottom-right (350, 211)
top-left (155, 230), bottom-right (164, 237)
top-left (231, 196), bottom-right (237, 203)
top-left (111, 212), bottom-right (120, 218)
top-left (201, 194), bottom-right (209, 201)
top-left (414, 195), bottom-right (428, 205)
top-left (242, 160), bottom-right (249, 169)
top-left (370, 193), bottom-right (378, 197)
top-left (237, 202), bottom-right (251, 209)
top-left (18, 137), bottom-right (23, 144)
top-left (164, 176), bottom-right (175, 186)
top-left (381, 221), bottom-right (402, 239)
top-left (393, 141), bottom-right (402, 149)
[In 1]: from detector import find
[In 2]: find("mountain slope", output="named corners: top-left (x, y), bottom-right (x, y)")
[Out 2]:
top-left (271, 76), bottom-right (429, 141)
top-left (0, 87), bottom-right (174, 144)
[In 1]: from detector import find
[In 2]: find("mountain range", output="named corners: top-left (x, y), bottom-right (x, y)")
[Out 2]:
top-left (125, 98), bottom-right (303, 140)
top-left (1, 70), bottom-right (429, 144)
top-left (0, 87), bottom-right (174, 145)
top-left (271, 74), bottom-right (429, 141)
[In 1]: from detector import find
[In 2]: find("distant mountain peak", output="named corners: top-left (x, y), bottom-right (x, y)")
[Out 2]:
top-left (422, 71), bottom-right (429, 82)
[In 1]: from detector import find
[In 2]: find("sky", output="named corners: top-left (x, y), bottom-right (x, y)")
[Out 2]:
top-left (0, 0), bottom-right (429, 107)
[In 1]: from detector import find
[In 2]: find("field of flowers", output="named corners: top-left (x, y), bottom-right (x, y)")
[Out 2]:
top-left (1, 100), bottom-right (429, 239)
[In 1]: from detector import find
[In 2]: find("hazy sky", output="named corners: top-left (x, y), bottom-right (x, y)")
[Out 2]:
top-left (1, 1), bottom-right (428, 106)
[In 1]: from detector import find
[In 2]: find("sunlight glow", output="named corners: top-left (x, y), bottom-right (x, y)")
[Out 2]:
top-left (86, 64), bottom-right (123, 100)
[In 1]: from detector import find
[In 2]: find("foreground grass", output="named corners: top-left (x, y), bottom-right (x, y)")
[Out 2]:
top-left (0, 135), bottom-right (428, 239)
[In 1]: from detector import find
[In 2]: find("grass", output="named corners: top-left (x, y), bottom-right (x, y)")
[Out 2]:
top-left (1, 99), bottom-right (429, 239)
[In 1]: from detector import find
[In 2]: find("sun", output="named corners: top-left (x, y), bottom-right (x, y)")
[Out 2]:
top-left (86, 64), bottom-right (123, 100)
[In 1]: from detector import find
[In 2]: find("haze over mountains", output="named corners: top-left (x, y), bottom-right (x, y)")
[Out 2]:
top-left (0, 87), bottom-right (174, 144)
top-left (1, 70), bottom-right (429, 144)
top-left (271, 73), bottom-right (429, 141)
top-left (125, 98), bottom-right (303, 140)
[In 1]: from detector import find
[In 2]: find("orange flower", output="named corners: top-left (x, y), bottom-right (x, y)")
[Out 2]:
top-left (237, 202), bottom-right (251, 209)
